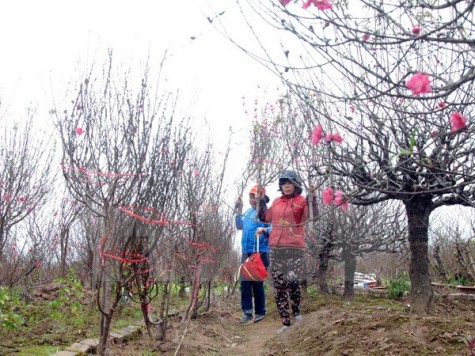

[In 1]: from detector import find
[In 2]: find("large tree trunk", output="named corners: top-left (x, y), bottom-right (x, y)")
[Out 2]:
top-left (404, 196), bottom-right (433, 314)
top-left (342, 245), bottom-right (357, 302)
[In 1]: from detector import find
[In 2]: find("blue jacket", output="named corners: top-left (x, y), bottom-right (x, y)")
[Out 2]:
top-left (235, 208), bottom-right (270, 253)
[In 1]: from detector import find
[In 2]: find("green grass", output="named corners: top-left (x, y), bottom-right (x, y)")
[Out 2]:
top-left (16, 345), bottom-right (60, 356)
top-left (0, 279), bottom-right (192, 355)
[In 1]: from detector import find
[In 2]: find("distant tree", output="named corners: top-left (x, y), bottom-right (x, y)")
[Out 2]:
top-left (311, 201), bottom-right (407, 301)
top-left (73, 213), bottom-right (102, 288)
top-left (177, 141), bottom-right (233, 323)
top-left (239, 93), bottom-right (290, 208)
top-left (0, 111), bottom-right (55, 284)
top-left (430, 209), bottom-right (475, 285)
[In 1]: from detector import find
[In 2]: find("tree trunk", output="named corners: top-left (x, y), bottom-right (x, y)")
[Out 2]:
top-left (157, 281), bottom-right (170, 342)
top-left (202, 279), bottom-right (211, 312)
top-left (342, 245), bottom-right (356, 302)
top-left (316, 235), bottom-right (333, 294)
top-left (181, 263), bottom-right (202, 324)
top-left (178, 275), bottom-right (187, 298)
top-left (455, 241), bottom-right (475, 282)
top-left (404, 196), bottom-right (433, 314)
top-left (433, 244), bottom-right (447, 283)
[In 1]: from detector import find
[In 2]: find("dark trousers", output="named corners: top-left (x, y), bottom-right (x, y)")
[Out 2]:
top-left (269, 248), bottom-right (304, 326)
top-left (240, 252), bottom-right (269, 315)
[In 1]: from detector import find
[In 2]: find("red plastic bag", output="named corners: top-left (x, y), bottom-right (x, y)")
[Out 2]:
top-left (239, 252), bottom-right (268, 281)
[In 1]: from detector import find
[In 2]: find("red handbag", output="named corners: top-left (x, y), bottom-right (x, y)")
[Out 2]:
top-left (239, 236), bottom-right (268, 281)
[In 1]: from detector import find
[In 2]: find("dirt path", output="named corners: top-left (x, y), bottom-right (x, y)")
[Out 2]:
top-left (224, 316), bottom-right (282, 355)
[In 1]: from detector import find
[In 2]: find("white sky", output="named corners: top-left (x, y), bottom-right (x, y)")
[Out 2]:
top-left (0, 1), bottom-right (280, 112)
top-left (0, 0), bottom-right (284, 202)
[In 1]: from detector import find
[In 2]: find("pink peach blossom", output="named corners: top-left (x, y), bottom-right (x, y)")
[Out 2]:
top-left (324, 133), bottom-right (343, 143)
top-left (340, 203), bottom-right (349, 212)
top-left (406, 72), bottom-right (431, 95)
top-left (412, 26), bottom-right (422, 35)
top-left (332, 132), bottom-right (343, 143)
top-left (362, 33), bottom-right (370, 41)
top-left (450, 112), bottom-right (467, 132)
top-left (311, 125), bottom-right (323, 145)
top-left (334, 190), bottom-right (344, 205)
top-left (322, 187), bottom-right (334, 205)
top-left (75, 127), bottom-right (85, 135)
top-left (303, 0), bottom-right (333, 10)
top-left (438, 102), bottom-right (446, 108)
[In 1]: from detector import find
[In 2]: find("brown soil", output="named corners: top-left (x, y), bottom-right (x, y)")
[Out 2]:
top-left (110, 292), bottom-right (475, 355)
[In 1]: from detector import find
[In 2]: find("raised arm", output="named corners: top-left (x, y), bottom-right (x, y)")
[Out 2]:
top-left (234, 196), bottom-right (243, 230)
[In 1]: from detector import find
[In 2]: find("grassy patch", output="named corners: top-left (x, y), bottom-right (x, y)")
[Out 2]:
top-left (16, 345), bottom-right (60, 356)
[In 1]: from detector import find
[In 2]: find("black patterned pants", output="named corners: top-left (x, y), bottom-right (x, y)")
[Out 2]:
top-left (270, 248), bottom-right (304, 326)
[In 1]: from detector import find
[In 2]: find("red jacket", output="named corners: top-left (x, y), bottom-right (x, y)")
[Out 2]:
top-left (265, 194), bottom-right (315, 248)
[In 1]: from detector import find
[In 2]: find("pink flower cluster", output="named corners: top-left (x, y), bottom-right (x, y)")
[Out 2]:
top-left (311, 125), bottom-right (323, 144)
top-left (412, 26), bottom-right (422, 35)
top-left (431, 112), bottom-right (467, 136)
top-left (311, 125), bottom-right (343, 145)
top-left (325, 132), bottom-right (343, 143)
top-left (406, 72), bottom-right (431, 95)
top-left (281, 0), bottom-right (333, 10)
top-left (450, 112), bottom-right (467, 133)
top-left (303, 0), bottom-right (333, 10)
top-left (75, 127), bottom-right (85, 135)
top-left (322, 187), bottom-right (349, 211)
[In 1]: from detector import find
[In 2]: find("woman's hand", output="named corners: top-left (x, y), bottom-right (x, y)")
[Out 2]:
top-left (234, 196), bottom-right (243, 215)
top-left (255, 227), bottom-right (267, 237)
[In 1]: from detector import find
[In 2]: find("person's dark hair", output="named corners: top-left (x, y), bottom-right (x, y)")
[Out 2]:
top-left (278, 170), bottom-right (303, 195)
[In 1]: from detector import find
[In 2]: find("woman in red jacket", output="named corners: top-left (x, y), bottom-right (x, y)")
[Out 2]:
top-left (258, 170), bottom-right (317, 333)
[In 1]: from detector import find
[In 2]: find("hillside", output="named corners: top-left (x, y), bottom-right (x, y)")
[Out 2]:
top-left (110, 291), bottom-right (475, 355)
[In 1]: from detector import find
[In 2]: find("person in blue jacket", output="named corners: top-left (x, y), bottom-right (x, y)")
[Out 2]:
top-left (234, 184), bottom-right (270, 325)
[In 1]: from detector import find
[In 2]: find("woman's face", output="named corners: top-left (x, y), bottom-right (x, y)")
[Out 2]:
top-left (281, 181), bottom-right (296, 196)
top-left (248, 193), bottom-right (258, 208)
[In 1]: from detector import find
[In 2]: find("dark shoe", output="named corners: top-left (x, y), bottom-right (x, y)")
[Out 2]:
top-left (239, 314), bottom-right (254, 325)
top-left (254, 314), bottom-right (266, 323)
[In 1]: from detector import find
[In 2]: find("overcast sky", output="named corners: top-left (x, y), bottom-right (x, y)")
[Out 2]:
top-left (0, 0), bottom-right (284, 204)
top-left (0, 1), bottom-right (280, 118)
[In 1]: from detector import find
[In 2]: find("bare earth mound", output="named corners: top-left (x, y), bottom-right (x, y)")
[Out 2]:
top-left (111, 292), bottom-right (475, 355)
